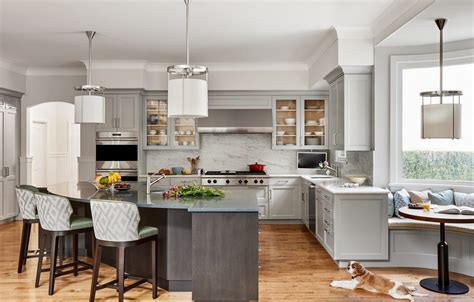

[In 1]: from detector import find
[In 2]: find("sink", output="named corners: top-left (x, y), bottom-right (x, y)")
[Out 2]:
top-left (310, 175), bottom-right (335, 179)
top-left (149, 189), bottom-right (167, 194)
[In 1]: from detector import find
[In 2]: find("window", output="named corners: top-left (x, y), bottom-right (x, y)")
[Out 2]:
top-left (391, 50), bottom-right (474, 186)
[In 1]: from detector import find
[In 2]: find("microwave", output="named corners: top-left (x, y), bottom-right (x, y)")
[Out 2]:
top-left (297, 152), bottom-right (327, 171)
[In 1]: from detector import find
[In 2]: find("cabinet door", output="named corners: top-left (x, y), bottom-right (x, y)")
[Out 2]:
top-left (0, 108), bottom-right (3, 218)
top-left (116, 95), bottom-right (139, 132)
top-left (272, 97), bottom-right (300, 149)
top-left (300, 96), bottom-right (328, 149)
top-left (171, 118), bottom-right (199, 149)
top-left (269, 186), bottom-right (298, 219)
top-left (335, 78), bottom-right (345, 148)
top-left (96, 95), bottom-right (116, 131)
top-left (315, 194), bottom-right (324, 242)
top-left (144, 98), bottom-right (170, 149)
top-left (3, 110), bottom-right (18, 218)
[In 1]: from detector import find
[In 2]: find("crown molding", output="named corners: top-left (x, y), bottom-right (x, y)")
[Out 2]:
top-left (0, 58), bottom-right (27, 75)
top-left (80, 60), bottom-right (147, 70)
top-left (26, 67), bottom-right (86, 76)
top-left (305, 28), bottom-right (338, 66)
top-left (371, 0), bottom-right (434, 45)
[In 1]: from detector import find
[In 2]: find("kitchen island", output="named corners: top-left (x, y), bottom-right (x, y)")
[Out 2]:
top-left (48, 182), bottom-right (259, 302)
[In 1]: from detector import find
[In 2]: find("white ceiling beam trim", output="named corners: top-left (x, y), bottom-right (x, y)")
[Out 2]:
top-left (26, 67), bottom-right (87, 76)
top-left (0, 58), bottom-right (27, 75)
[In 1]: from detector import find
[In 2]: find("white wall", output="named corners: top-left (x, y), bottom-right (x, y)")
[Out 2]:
top-left (0, 60), bottom-right (26, 93)
top-left (373, 38), bottom-right (474, 187)
top-left (29, 102), bottom-right (80, 186)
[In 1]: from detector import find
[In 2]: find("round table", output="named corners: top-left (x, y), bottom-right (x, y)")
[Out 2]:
top-left (399, 206), bottom-right (474, 295)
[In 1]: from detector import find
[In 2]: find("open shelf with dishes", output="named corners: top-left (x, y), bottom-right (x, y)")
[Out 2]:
top-left (143, 97), bottom-right (199, 150)
top-left (301, 97), bottom-right (327, 149)
top-left (272, 98), bottom-right (299, 148)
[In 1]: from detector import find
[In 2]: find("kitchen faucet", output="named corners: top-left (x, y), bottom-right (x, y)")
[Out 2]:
top-left (146, 173), bottom-right (166, 194)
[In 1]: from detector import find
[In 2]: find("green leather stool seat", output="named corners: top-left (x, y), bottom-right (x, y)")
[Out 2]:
top-left (70, 216), bottom-right (93, 230)
top-left (138, 226), bottom-right (158, 239)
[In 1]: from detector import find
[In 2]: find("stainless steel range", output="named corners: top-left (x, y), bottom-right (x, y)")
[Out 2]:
top-left (202, 170), bottom-right (269, 186)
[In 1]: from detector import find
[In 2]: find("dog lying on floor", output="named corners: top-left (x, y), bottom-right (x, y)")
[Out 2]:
top-left (330, 261), bottom-right (428, 301)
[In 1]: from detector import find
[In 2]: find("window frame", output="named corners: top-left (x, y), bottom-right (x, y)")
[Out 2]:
top-left (389, 48), bottom-right (474, 189)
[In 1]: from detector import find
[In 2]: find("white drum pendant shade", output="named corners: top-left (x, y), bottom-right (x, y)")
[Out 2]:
top-left (74, 95), bottom-right (105, 124)
top-left (168, 78), bottom-right (208, 118)
top-left (422, 103), bottom-right (461, 139)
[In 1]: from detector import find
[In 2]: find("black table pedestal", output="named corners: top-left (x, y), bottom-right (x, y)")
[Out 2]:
top-left (419, 223), bottom-right (469, 295)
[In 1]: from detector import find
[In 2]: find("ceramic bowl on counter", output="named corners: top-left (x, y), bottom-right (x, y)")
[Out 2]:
top-left (284, 118), bottom-right (296, 125)
top-left (346, 175), bottom-right (367, 185)
top-left (171, 167), bottom-right (184, 175)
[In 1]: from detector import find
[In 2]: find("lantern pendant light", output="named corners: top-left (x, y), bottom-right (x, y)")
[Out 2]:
top-left (167, 0), bottom-right (208, 118)
top-left (420, 18), bottom-right (463, 139)
top-left (74, 31), bottom-right (106, 124)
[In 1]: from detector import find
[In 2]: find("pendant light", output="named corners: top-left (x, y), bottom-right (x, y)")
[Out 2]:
top-left (74, 31), bottom-right (106, 124)
top-left (420, 18), bottom-right (462, 139)
top-left (167, 0), bottom-right (208, 118)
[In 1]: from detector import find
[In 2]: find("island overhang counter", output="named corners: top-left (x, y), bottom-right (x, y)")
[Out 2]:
top-left (48, 182), bottom-right (259, 302)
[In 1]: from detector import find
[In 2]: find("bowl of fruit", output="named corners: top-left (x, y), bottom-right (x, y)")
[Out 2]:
top-left (94, 171), bottom-right (122, 190)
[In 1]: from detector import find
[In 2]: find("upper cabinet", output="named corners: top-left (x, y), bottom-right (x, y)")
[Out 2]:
top-left (143, 96), bottom-right (199, 150)
top-left (326, 67), bottom-right (372, 151)
top-left (96, 94), bottom-right (139, 132)
top-left (272, 96), bottom-right (328, 150)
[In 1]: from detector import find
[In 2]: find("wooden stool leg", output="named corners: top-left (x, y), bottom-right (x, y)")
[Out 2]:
top-left (152, 237), bottom-right (158, 299)
top-left (89, 242), bottom-right (101, 302)
top-left (35, 230), bottom-right (46, 288)
top-left (73, 234), bottom-right (79, 276)
top-left (24, 222), bottom-right (32, 265)
top-left (117, 246), bottom-right (125, 302)
top-left (48, 234), bottom-right (59, 296)
top-left (17, 221), bottom-right (29, 273)
top-left (58, 237), bottom-right (64, 266)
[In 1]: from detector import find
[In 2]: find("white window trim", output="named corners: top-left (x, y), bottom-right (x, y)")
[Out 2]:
top-left (389, 48), bottom-right (474, 189)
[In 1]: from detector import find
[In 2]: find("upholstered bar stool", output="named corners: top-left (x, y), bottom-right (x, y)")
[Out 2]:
top-left (35, 193), bottom-right (94, 295)
top-left (15, 185), bottom-right (41, 273)
top-left (89, 199), bottom-right (158, 302)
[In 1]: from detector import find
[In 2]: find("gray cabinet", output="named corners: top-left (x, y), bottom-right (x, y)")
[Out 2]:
top-left (326, 67), bottom-right (372, 151)
top-left (268, 178), bottom-right (300, 220)
top-left (97, 94), bottom-right (139, 132)
top-left (0, 95), bottom-right (19, 220)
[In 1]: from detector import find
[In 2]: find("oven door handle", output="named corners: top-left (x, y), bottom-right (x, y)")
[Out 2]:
top-left (96, 140), bottom-right (138, 145)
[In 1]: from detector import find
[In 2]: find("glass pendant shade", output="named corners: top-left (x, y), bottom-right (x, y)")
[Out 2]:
top-left (422, 103), bottom-right (461, 139)
top-left (74, 95), bottom-right (105, 124)
top-left (168, 77), bottom-right (208, 118)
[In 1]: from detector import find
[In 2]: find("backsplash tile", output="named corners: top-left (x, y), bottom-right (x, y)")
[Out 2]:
top-left (331, 151), bottom-right (373, 185)
top-left (146, 134), bottom-right (298, 174)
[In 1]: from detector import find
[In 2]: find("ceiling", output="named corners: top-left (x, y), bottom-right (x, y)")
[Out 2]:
top-left (380, 0), bottom-right (474, 46)
top-left (0, 0), bottom-right (395, 68)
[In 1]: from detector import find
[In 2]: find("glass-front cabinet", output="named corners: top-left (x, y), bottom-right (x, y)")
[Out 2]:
top-left (300, 96), bottom-right (328, 149)
top-left (272, 95), bottom-right (328, 150)
top-left (272, 97), bottom-right (300, 149)
top-left (144, 97), bottom-right (199, 150)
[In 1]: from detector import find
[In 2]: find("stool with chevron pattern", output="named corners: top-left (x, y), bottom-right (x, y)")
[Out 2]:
top-left (89, 199), bottom-right (158, 302)
top-left (15, 185), bottom-right (42, 273)
top-left (34, 192), bottom-right (94, 295)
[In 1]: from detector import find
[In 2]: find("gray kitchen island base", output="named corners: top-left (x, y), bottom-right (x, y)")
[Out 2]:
top-left (192, 212), bottom-right (259, 302)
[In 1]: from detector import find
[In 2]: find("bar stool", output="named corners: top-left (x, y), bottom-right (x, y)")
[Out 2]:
top-left (89, 199), bottom-right (158, 302)
top-left (15, 185), bottom-right (40, 273)
top-left (34, 192), bottom-right (94, 295)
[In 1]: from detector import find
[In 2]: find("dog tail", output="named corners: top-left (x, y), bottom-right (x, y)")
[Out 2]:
top-left (406, 286), bottom-right (428, 297)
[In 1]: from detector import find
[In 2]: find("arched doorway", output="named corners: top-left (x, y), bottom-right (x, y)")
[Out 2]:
top-left (28, 102), bottom-right (80, 187)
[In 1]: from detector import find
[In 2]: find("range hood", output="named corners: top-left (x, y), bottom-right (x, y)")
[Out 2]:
top-left (197, 109), bottom-right (273, 134)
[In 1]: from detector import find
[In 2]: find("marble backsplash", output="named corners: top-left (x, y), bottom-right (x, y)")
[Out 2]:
top-left (331, 150), bottom-right (374, 185)
top-left (146, 134), bottom-right (299, 174)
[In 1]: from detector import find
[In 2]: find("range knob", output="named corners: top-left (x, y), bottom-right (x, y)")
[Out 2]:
top-left (213, 179), bottom-right (217, 184)
top-left (238, 180), bottom-right (243, 184)
top-left (259, 179), bottom-right (264, 184)
top-left (254, 179), bottom-right (258, 184)
top-left (244, 180), bottom-right (248, 184)
top-left (226, 179), bottom-right (230, 184)
top-left (207, 179), bottom-right (212, 184)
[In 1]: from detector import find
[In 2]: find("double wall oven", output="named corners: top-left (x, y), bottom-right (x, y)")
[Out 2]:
top-left (96, 132), bottom-right (138, 181)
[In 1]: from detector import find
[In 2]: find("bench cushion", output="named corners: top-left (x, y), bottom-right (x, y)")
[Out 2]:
top-left (389, 217), bottom-right (474, 236)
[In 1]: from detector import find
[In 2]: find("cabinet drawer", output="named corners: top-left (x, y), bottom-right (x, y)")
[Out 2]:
top-left (323, 200), bottom-right (333, 216)
top-left (269, 178), bottom-right (299, 186)
top-left (323, 212), bottom-right (333, 227)
top-left (170, 178), bottom-right (200, 186)
top-left (325, 231), bottom-right (335, 254)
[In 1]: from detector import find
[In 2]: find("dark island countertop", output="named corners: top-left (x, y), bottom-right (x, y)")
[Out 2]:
top-left (48, 182), bottom-right (259, 213)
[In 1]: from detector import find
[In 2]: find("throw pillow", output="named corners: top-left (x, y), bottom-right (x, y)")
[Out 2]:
top-left (387, 190), bottom-right (394, 218)
top-left (428, 189), bottom-right (455, 206)
top-left (454, 192), bottom-right (474, 207)
top-left (408, 190), bottom-right (431, 203)
top-left (394, 189), bottom-right (411, 218)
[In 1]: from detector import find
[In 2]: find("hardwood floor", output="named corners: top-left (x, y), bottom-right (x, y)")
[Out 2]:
top-left (1, 221), bottom-right (472, 301)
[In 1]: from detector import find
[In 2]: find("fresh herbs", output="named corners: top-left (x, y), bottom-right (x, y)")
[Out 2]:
top-left (163, 184), bottom-right (225, 198)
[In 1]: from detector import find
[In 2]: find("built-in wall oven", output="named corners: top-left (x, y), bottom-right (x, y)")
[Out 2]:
top-left (96, 132), bottom-right (138, 181)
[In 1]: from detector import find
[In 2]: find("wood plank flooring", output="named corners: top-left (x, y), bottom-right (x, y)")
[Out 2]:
top-left (0, 221), bottom-right (472, 301)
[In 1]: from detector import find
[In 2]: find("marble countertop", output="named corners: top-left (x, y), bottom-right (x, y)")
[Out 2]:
top-left (48, 182), bottom-right (259, 213)
top-left (300, 176), bottom-right (389, 195)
